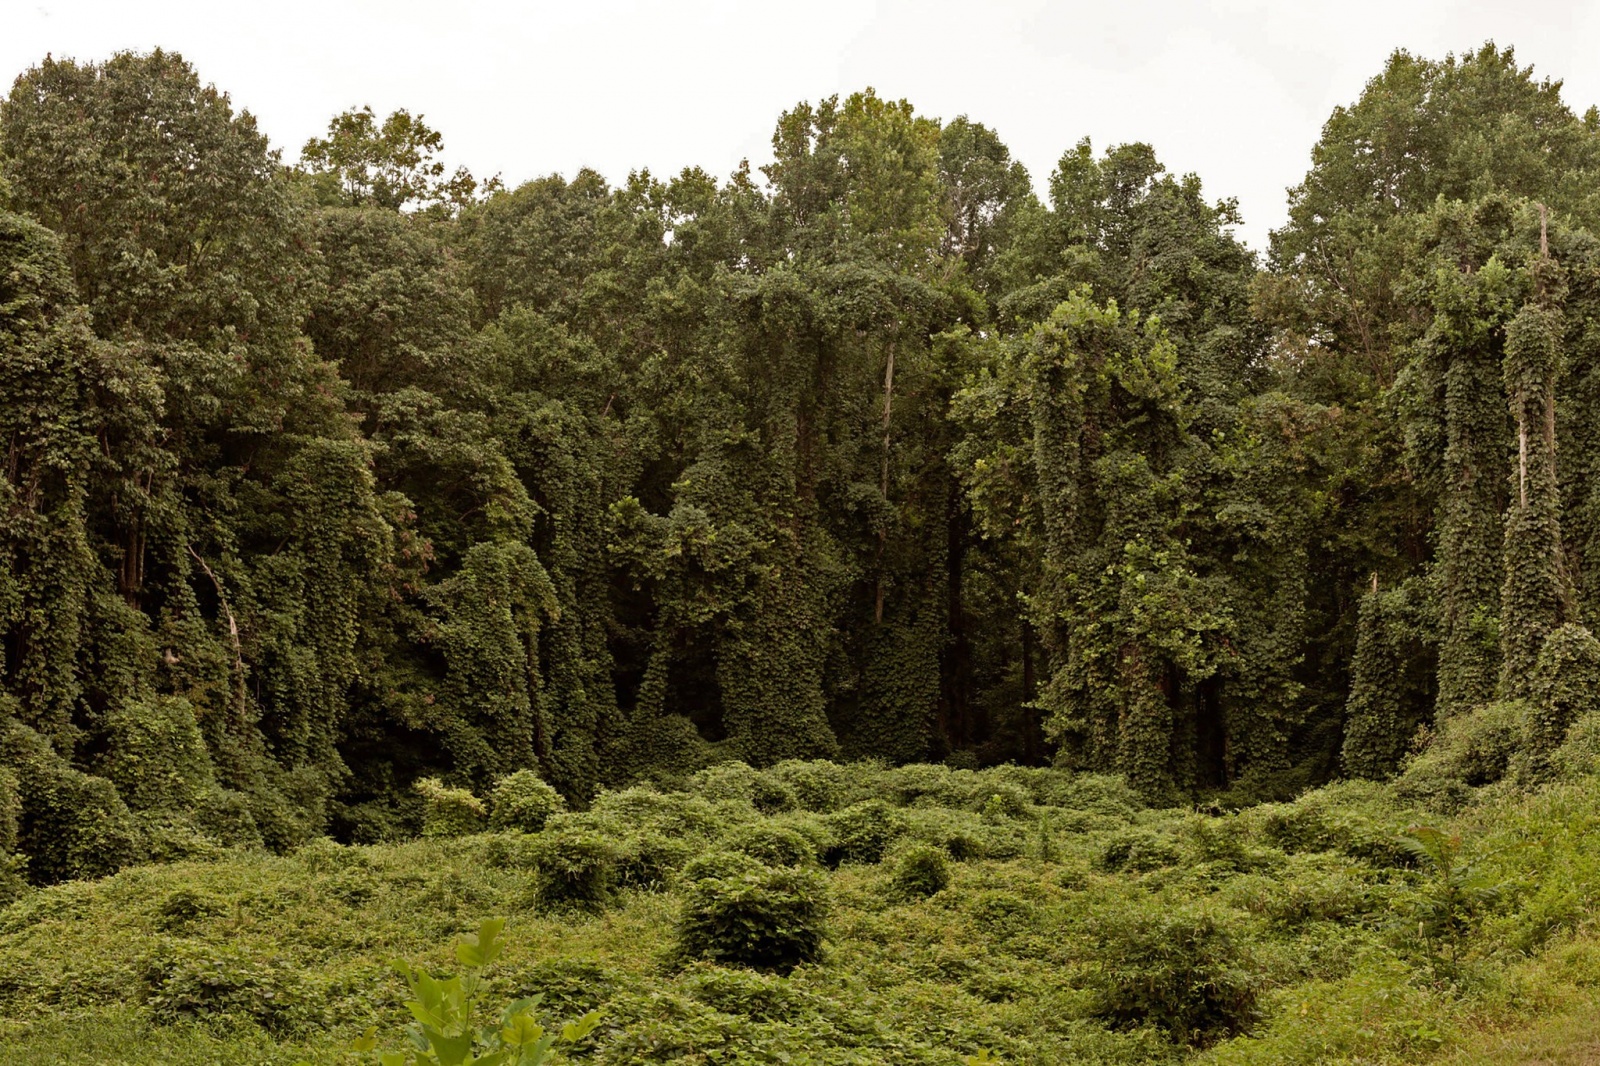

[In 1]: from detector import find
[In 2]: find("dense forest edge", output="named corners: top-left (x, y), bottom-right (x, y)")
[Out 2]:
top-left (3, 38), bottom-right (1600, 1064)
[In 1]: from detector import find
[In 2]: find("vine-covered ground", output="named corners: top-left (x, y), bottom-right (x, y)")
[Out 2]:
top-left (1, 759), bottom-right (1597, 1065)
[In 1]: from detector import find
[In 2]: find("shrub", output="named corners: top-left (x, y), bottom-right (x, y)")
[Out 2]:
top-left (296, 835), bottom-right (369, 873)
top-left (979, 784), bottom-right (1031, 821)
top-left (1095, 829), bottom-right (1182, 873)
top-left (890, 844), bottom-right (951, 900)
top-left (412, 777), bottom-right (486, 832)
top-left (763, 759), bottom-right (859, 812)
top-left (383, 919), bottom-right (601, 1064)
top-left (823, 800), bottom-right (905, 866)
top-left (589, 787), bottom-right (727, 839)
top-left (94, 695), bottom-right (216, 812)
top-left (1, 724), bottom-right (143, 884)
top-left (528, 829), bottom-right (622, 910)
top-left (675, 864), bottom-right (829, 973)
top-left (681, 849), bottom-right (768, 883)
top-left (152, 886), bottom-right (227, 932)
top-left (1552, 710), bottom-right (1600, 779)
top-left (1395, 701), bottom-right (1527, 806)
top-left (500, 957), bottom-right (622, 1018)
top-left (879, 763), bottom-right (965, 807)
top-left (902, 807), bottom-right (990, 861)
top-left (617, 831), bottom-right (693, 889)
top-left (1253, 786), bottom-right (1412, 867)
top-left (683, 964), bottom-right (810, 1022)
top-left (414, 777), bottom-right (489, 838)
top-left (0, 767), bottom-right (20, 854)
top-left (146, 943), bottom-right (322, 1034)
top-left (967, 891), bottom-right (1037, 937)
top-left (137, 811), bottom-right (223, 863)
top-left (1528, 623), bottom-right (1600, 758)
top-left (686, 762), bottom-right (761, 803)
top-left (488, 769), bottom-right (566, 833)
top-left (1085, 902), bottom-right (1259, 1044)
top-left (723, 823), bottom-right (819, 867)
top-left (1035, 773), bottom-right (1145, 819)
top-left (247, 768), bottom-right (331, 853)
top-left (193, 787), bottom-right (265, 850)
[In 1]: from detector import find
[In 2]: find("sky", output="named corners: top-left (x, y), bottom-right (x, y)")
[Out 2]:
top-left (4, 0), bottom-right (1599, 252)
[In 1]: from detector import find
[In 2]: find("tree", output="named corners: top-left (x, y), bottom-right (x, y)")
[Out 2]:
top-left (301, 106), bottom-right (479, 212)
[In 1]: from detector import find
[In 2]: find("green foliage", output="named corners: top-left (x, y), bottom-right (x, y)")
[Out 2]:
top-left (488, 771), bottom-right (565, 834)
top-left (300, 106), bottom-right (480, 212)
top-left (527, 829), bottom-right (621, 911)
top-left (822, 799), bottom-right (906, 866)
top-left (95, 696), bottom-right (216, 812)
top-left (673, 862), bottom-right (829, 973)
top-left (147, 943), bottom-right (323, 1035)
top-left (1096, 829), bottom-right (1183, 873)
top-left (1527, 623), bottom-right (1600, 761)
top-left (376, 919), bottom-right (601, 1066)
top-left (414, 779), bottom-right (488, 839)
top-left (888, 843), bottom-right (952, 899)
top-left (1395, 701), bottom-right (1528, 807)
top-left (721, 823), bottom-right (820, 868)
top-left (1, 724), bottom-right (143, 883)
top-left (1395, 825), bottom-right (1505, 981)
top-left (1085, 902), bottom-right (1260, 1044)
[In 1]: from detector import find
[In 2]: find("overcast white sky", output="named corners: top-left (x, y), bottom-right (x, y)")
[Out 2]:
top-left (4, 0), bottom-right (1599, 251)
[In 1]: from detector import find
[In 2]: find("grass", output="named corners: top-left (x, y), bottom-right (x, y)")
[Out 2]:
top-left (0, 761), bottom-right (1594, 1064)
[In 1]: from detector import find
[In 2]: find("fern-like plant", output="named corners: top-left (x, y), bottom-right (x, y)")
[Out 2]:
top-left (1397, 826), bottom-right (1503, 981)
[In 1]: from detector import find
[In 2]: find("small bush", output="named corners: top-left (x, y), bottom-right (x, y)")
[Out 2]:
top-left (489, 769), bottom-right (566, 833)
top-left (0, 767), bottom-right (19, 855)
top-left (193, 787), bottom-right (264, 850)
top-left (685, 762), bottom-right (797, 813)
top-left (1552, 710), bottom-right (1600, 780)
top-left (683, 964), bottom-right (810, 1022)
top-left (1096, 829), bottom-right (1182, 873)
top-left (1250, 785), bottom-right (1413, 869)
top-left (1085, 902), bottom-right (1259, 1044)
top-left (890, 844), bottom-right (951, 900)
top-left (1, 724), bottom-right (143, 884)
top-left (1395, 701), bottom-right (1527, 806)
top-left (152, 887), bottom-right (227, 932)
top-left (500, 957), bottom-right (622, 1017)
top-left (967, 890), bottom-right (1037, 937)
top-left (681, 849), bottom-right (768, 883)
top-left (296, 835), bottom-right (369, 873)
top-left (617, 831), bottom-right (693, 889)
top-left (1036, 773), bottom-right (1145, 819)
top-left (687, 762), bottom-right (761, 804)
top-left (589, 787), bottom-right (727, 838)
top-left (823, 799), bottom-right (905, 866)
top-left (137, 812), bottom-right (223, 863)
top-left (723, 823), bottom-right (819, 867)
top-left (980, 784), bottom-right (1031, 821)
top-left (675, 864), bottom-right (829, 973)
top-left (146, 943), bottom-right (322, 1034)
top-left (414, 777), bottom-right (488, 837)
top-left (528, 829), bottom-right (622, 910)
top-left (763, 759), bottom-right (859, 812)
top-left (94, 695), bottom-right (216, 812)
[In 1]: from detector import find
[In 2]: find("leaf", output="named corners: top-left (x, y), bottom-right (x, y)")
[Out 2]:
top-left (560, 1009), bottom-right (602, 1043)
top-left (457, 916), bottom-right (508, 968)
top-left (352, 1024), bottom-right (379, 1052)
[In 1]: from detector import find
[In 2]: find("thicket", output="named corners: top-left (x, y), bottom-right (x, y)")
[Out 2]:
top-left (0, 755), bottom-right (1595, 1062)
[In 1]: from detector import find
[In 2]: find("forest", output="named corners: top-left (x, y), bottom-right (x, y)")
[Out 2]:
top-left (3, 40), bottom-right (1600, 1066)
